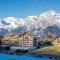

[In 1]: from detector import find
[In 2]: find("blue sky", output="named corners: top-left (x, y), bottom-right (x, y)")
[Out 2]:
top-left (0, 0), bottom-right (60, 18)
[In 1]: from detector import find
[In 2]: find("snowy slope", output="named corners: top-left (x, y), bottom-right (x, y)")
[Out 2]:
top-left (0, 10), bottom-right (60, 35)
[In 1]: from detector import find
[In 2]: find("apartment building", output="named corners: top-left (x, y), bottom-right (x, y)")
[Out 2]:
top-left (19, 32), bottom-right (33, 48)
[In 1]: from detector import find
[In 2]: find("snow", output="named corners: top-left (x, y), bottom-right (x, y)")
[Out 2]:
top-left (0, 10), bottom-right (60, 35)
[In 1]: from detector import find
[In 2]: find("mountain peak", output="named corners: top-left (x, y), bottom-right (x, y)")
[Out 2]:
top-left (40, 10), bottom-right (56, 17)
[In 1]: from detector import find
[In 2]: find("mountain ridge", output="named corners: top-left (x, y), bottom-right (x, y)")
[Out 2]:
top-left (0, 10), bottom-right (60, 36)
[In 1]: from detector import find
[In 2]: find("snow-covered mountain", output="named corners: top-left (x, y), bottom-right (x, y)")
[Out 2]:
top-left (0, 10), bottom-right (60, 36)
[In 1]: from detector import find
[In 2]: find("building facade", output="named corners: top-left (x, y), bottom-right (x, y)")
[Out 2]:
top-left (19, 32), bottom-right (34, 48)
